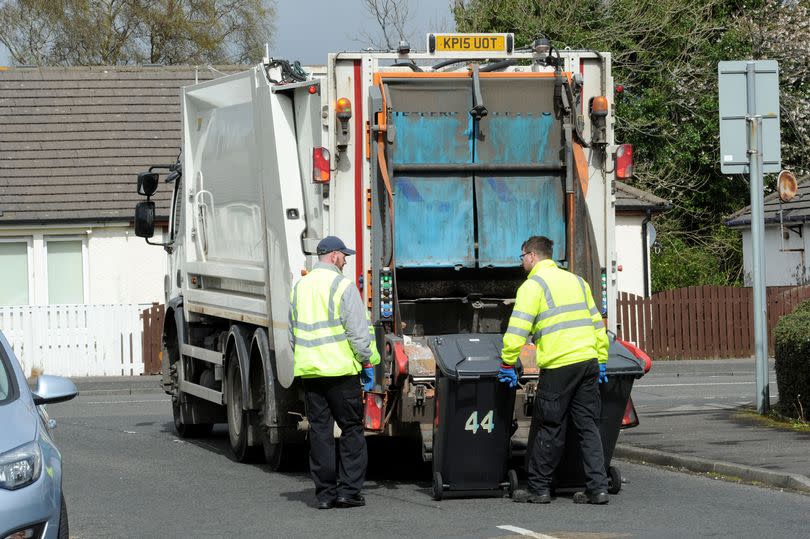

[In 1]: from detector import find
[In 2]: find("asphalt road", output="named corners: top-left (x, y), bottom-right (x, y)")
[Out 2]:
top-left (630, 359), bottom-right (778, 413)
top-left (50, 388), bottom-right (809, 538)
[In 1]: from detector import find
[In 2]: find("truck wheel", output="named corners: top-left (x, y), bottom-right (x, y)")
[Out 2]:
top-left (169, 351), bottom-right (212, 438)
top-left (432, 472), bottom-right (444, 501)
top-left (262, 438), bottom-right (284, 470)
top-left (226, 355), bottom-right (252, 462)
top-left (172, 396), bottom-right (213, 438)
top-left (608, 465), bottom-right (622, 494)
top-left (507, 469), bottom-right (518, 498)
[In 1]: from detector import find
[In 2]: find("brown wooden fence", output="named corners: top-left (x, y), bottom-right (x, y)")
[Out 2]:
top-left (616, 285), bottom-right (810, 359)
top-left (140, 303), bottom-right (164, 374)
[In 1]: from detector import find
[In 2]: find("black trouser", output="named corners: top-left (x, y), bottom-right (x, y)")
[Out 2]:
top-left (303, 374), bottom-right (367, 503)
top-left (527, 358), bottom-right (608, 494)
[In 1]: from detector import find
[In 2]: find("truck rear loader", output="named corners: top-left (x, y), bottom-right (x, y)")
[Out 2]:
top-left (133, 35), bottom-right (643, 480)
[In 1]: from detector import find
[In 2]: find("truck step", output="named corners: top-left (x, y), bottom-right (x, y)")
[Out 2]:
top-left (181, 344), bottom-right (223, 365)
top-left (179, 379), bottom-right (223, 405)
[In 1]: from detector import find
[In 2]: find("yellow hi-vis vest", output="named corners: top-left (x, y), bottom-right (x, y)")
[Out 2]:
top-left (501, 259), bottom-right (609, 369)
top-left (290, 268), bottom-right (379, 378)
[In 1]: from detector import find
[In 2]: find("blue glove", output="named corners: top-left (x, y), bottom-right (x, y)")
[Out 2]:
top-left (598, 362), bottom-right (608, 384)
top-left (497, 363), bottom-right (518, 388)
top-left (361, 364), bottom-right (375, 392)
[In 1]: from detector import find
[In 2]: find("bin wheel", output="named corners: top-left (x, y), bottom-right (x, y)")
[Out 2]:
top-left (432, 472), bottom-right (444, 501)
top-left (608, 465), bottom-right (622, 494)
top-left (507, 469), bottom-right (518, 498)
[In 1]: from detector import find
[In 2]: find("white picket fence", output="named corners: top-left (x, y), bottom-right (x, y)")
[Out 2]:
top-left (0, 304), bottom-right (146, 377)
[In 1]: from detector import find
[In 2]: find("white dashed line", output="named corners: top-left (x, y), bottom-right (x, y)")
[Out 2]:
top-left (82, 399), bottom-right (170, 405)
top-left (636, 382), bottom-right (759, 388)
top-left (496, 525), bottom-right (559, 539)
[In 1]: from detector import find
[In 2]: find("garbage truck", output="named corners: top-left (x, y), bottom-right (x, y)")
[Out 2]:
top-left (132, 34), bottom-right (647, 479)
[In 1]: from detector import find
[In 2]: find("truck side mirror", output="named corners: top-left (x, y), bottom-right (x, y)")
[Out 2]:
top-left (137, 172), bottom-right (160, 197)
top-left (135, 201), bottom-right (155, 238)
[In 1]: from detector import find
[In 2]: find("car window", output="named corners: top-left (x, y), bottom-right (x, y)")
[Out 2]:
top-left (0, 348), bottom-right (18, 404)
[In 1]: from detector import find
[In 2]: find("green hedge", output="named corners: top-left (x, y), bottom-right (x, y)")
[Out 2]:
top-left (773, 302), bottom-right (810, 420)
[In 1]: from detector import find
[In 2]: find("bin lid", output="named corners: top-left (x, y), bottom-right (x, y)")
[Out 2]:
top-left (429, 333), bottom-right (503, 380)
top-left (607, 339), bottom-right (645, 376)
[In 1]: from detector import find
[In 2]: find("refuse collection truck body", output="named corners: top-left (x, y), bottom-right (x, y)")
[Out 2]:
top-left (133, 36), bottom-right (640, 466)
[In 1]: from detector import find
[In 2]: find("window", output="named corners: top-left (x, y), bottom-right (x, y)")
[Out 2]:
top-left (0, 347), bottom-right (16, 404)
top-left (0, 241), bottom-right (30, 306)
top-left (46, 239), bottom-right (85, 304)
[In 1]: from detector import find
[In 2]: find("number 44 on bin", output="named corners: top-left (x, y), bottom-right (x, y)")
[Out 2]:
top-left (465, 410), bottom-right (495, 434)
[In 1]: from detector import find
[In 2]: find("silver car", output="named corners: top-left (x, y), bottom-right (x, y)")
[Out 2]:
top-left (0, 331), bottom-right (77, 539)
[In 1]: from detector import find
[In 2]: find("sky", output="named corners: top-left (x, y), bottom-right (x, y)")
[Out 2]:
top-left (0, 0), bottom-right (455, 66)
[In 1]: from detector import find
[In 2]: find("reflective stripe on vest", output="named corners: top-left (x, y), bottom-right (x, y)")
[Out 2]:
top-left (531, 274), bottom-right (596, 344)
top-left (292, 269), bottom-right (358, 377)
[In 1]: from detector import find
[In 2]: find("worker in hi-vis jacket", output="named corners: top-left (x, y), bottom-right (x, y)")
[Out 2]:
top-left (498, 235), bottom-right (610, 505)
top-left (289, 236), bottom-right (380, 510)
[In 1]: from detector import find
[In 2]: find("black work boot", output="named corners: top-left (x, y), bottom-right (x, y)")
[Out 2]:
top-left (335, 494), bottom-right (366, 508)
top-left (513, 489), bottom-right (552, 504)
top-left (573, 490), bottom-right (609, 504)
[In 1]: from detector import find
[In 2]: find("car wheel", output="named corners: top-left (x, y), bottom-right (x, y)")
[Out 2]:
top-left (58, 492), bottom-right (69, 539)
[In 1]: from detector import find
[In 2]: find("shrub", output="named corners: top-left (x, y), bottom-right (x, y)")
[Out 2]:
top-left (773, 303), bottom-right (810, 421)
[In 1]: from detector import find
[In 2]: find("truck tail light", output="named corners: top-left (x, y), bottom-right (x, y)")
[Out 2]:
top-left (363, 390), bottom-right (387, 431)
top-left (312, 147), bottom-right (330, 183)
top-left (615, 143), bottom-right (633, 180)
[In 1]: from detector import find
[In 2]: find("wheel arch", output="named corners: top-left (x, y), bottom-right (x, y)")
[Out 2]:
top-left (251, 327), bottom-right (281, 416)
top-left (225, 324), bottom-right (252, 411)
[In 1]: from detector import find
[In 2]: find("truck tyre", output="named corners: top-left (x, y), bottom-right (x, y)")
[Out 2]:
top-left (226, 353), bottom-right (253, 462)
top-left (257, 372), bottom-right (286, 471)
top-left (168, 333), bottom-right (212, 438)
top-left (172, 396), bottom-right (213, 438)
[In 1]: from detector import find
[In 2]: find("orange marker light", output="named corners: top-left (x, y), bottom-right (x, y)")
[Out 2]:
top-left (591, 95), bottom-right (609, 117)
top-left (336, 97), bottom-right (352, 120)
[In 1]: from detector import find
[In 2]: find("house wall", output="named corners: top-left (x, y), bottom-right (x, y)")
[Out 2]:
top-left (615, 214), bottom-right (648, 296)
top-left (741, 224), bottom-right (807, 286)
top-left (88, 227), bottom-right (167, 303)
top-left (0, 224), bottom-right (166, 305)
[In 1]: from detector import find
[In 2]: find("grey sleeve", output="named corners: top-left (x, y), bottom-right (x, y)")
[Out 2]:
top-left (288, 307), bottom-right (295, 351)
top-left (340, 283), bottom-right (372, 364)
top-left (288, 283), bottom-right (297, 351)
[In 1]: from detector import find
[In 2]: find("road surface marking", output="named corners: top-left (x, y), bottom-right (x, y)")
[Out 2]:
top-left (496, 525), bottom-right (559, 539)
top-left (636, 381), bottom-right (775, 388)
top-left (83, 398), bottom-right (170, 405)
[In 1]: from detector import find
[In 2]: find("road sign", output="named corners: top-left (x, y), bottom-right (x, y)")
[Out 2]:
top-left (718, 60), bottom-right (781, 174)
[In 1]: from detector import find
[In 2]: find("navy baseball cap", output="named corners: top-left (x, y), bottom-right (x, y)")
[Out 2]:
top-left (316, 236), bottom-right (356, 256)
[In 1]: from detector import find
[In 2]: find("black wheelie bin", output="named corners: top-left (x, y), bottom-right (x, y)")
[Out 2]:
top-left (531, 337), bottom-right (646, 494)
top-left (429, 333), bottom-right (518, 500)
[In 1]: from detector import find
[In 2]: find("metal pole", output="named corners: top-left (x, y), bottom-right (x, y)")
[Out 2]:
top-left (746, 62), bottom-right (769, 414)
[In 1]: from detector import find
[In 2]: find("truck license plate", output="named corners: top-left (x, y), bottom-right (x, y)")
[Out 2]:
top-left (428, 33), bottom-right (513, 54)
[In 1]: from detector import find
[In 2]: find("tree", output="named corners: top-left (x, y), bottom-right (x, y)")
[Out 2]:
top-left (735, 0), bottom-right (810, 176)
top-left (360, 0), bottom-right (413, 50)
top-left (454, 0), bottom-right (809, 290)
top-left (0, 0), bottom-right (275, 65)
top-left (0, 1), bottom-right (61, 65)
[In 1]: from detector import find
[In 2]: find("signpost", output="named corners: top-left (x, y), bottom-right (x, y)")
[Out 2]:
top-left (718, 60), bottom-right (780, 415)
